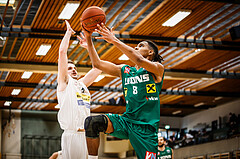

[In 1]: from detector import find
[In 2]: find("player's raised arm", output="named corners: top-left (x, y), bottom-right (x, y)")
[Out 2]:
top-left (78, 28), bottom-right (123, 77)
top-left (58, 20), bottom-right (75, 91)
top-left (95, 23), bottom-right (164, 78)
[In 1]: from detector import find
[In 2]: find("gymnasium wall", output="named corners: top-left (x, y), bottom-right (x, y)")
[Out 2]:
top-left (181, 99), bottom-right (240, 130)
top-left (160, 116), bottom-right (182, 129)
top-left (21, 110), bottom-right (62, 158)
top-left (2, 109), bottom-right (21, 158)
top-left (1, 110), bottom-right (63, 158)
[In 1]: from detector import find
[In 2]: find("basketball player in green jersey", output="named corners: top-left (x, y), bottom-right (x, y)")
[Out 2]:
top-left (79, 23), bottom-right (164, 159)
top-left (157, 136), bottom-right (174, 159)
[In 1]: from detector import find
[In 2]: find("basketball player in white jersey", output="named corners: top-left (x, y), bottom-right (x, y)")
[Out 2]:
top-left (57, 20), bottom-right (101, 159)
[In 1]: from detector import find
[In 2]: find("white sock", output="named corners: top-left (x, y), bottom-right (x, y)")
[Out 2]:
top-left (88, 155), bottom-right (98, 159)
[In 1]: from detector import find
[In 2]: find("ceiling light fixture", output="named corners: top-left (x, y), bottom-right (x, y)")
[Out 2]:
top-left (172, 110), bottom-right (182, 115)
top-left (11, 89), bottom-right (21, 95)
top-left (194, 102), bottom-right (204, 107)
top-left (55, 104), bottom-right (60, 109)
top-left (165, 125), bottom-right (170, 129)
top-left (195, 49), bottom-right (201, 52)
top-left (118, 54), bottom-right (129, 60)
top-left (214, 97), bottom-right (223, 101)
top-left (36, 44), bottom-right (51, 56)
top-left (201, 77), bottom-right (214, 81)
top-left (21, 71), bottom-right (33, 79)
top-left (0, 0), bottom-right (15, 5)
top-left (4, 101), bottom-right (12, 106)
top-left (58, 2), bottom-right (80, 20)
top-left (162, 10), bottom-right (191, 27)
top-left (94, 75), bottom-right (105, 82)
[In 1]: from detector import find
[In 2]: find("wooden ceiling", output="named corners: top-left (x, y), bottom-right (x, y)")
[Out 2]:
top-left (0, 0), bottom-right (240, 117)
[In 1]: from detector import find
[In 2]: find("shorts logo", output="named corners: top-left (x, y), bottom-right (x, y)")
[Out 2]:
top-left (145, 151), bottom-right (156, 159)
top-left (124, 67), bottom-right (130, 74)
top-left (146, 83), bottom-right (156, 93)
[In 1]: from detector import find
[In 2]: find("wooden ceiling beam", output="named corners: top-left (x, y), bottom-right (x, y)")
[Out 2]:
top-left (0, 0), bottom-right (9, 28)
top-left (1, 62), bottom-right (239, 79)
top-left (119, 0), bottom-right (157, 33)
top-left (20, 0), bottom-right (34, 27)
top-left (1, 28), bottom-right (240, 50)
top-left (106, 0), bottom-right (132, 27)
top-left (7, 37), bottom-right (18, 60)
top-left (1, 81), bottom-right (240, 97)
top-left (112, 0), bottom-right (144, 30)
top-left (0, 62), bottom-right (91, 75)
top-left (196, 0), bottom-right (240, 4)
top-left (105, 0), bottom-right (120, 15)
top-left (0, 96), bottom-right (214, 110)
top-left (9, 0), bottom-right (23, 28)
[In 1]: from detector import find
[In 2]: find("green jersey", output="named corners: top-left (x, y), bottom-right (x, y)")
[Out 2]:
top-left (157, 147), bottom-right (172, 159)
top-left (121, 65), bottom-right (164, 130)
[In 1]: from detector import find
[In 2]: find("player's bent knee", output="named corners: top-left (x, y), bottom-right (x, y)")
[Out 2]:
top-left (84, 115), bottom-right (108, 138)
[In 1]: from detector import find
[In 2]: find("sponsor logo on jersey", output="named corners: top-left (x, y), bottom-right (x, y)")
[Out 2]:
top-left (146, 83), bottom-right (156, 93)
top-left (146, 96), bottom-right (159, 101)
top-left (125, 74), bottom-right (150, 85)
top-left (77, 100), bottom-right (84, 106)
top-left (145, 151), bottom-right (156, 159)
top-left (76, 92), bottom-right (90, 108)
top-left (159, 155), bottom-right (171, 159)
top-left (167, 149), bottom-right (170, 153)
top-left (124, 67), bottom-right (130, 74)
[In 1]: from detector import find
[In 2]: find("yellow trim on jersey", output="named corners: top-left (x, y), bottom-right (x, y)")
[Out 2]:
top-left (124, 88), bottom-right (128, 97)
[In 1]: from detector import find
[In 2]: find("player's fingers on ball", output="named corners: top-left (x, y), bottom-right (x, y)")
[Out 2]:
top-left (80, 32), bottom-right (85, 39)
top-left (102, 25), bottom-right (108, 32)
top-left (97, 24), bottom-right (103, 31)
top-left (101, 23), bottom-right (105, 27)
top-left (95, 29), bottom-right (102, 33)
top-left (77, 35), bottom-right (82, 41)
top-left (95, 36), bottom-right (103, 39)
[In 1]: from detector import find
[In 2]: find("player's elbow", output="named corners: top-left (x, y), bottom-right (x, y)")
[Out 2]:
top-left (92, 60), bottom-right (101, 69)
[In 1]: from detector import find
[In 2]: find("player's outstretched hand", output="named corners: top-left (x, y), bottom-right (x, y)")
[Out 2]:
top-left (77, 32), bottom-right (87, 49)
top-left (95, 23), bottom-right (116, 44)
top-left (65, 20), bottom-right (75, 35)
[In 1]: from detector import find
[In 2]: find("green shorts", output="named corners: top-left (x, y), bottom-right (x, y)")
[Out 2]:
top-left (106, 114), bottom-right (158, 159)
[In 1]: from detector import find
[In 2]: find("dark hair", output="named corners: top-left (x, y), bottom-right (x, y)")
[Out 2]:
top-left (68, 59), bottom-right (74, 64)
top-left (159, 136), bottom-right (167, 141)
top-left (145, 40), bottom-right (164, 63)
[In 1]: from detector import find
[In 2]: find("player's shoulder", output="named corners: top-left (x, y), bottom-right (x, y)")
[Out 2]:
top-left (153, 61), bottom-right (164, 69)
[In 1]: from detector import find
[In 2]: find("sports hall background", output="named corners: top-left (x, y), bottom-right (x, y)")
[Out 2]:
top-left (0, 0), bottom-right (240, 158)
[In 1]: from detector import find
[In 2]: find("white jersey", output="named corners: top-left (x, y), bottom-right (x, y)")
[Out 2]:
top-left (57, 75), bottom-right (91, 131)
top-left (57, 151), bottom-right (62, 159)
top-left (57, 76), bottom-right (90, 159)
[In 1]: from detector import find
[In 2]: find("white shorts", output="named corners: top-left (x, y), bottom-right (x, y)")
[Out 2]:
top-left (61, 130), bottom-right (88, 159)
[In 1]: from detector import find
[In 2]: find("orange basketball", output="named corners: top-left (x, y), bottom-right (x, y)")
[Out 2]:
top-left (81, 6), bottom-right (106, 32)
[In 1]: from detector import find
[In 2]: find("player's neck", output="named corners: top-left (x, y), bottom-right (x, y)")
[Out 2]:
top-left (158, 145), bottom-right (165, 151)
